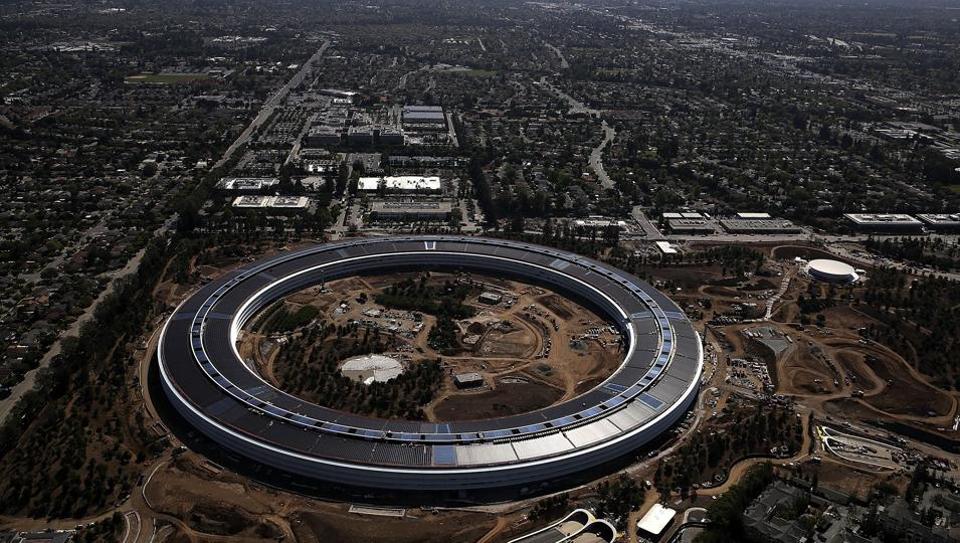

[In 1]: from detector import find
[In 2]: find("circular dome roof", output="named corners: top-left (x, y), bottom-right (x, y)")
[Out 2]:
top-left (807, 259), bottom-right (858, 281)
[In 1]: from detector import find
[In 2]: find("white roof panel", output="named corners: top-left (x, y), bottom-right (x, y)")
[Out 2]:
top-left (455, 442), bottom-right (518, 466)
top-left (511, 432), bottom-right (574, 460)
top-left (637, 504), bottom-right (676, 535)
top-left (564, 419), bottom-right (622, 448)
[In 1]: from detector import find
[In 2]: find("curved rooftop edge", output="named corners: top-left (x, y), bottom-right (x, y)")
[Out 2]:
top-left (157, 236), bottom-right (703, 492)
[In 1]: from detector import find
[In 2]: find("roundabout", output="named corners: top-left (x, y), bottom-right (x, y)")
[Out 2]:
top-left (158, 236), bottom-right (702, 493)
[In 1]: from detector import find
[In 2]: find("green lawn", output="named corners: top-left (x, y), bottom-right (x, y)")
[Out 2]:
top-left (458, 69), bottom-right (497, 78)
top-left (124, 73), bottom-right (210, 84)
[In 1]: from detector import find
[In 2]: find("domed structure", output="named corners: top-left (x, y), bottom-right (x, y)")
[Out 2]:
top-left (805, 259), bottom-right (859, 284)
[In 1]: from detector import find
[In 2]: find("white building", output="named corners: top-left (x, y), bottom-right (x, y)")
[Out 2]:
top-left (805, 259), bottom-right (860, 284)
top-left (357, 176), bottom-right (442, 193)
top-left (232, 195), bottom-right (310, 209)
top-left (636, 504), bottom-right (677, 541)
top-left (655, 241), bottom-right (678, 255)
top-left (844, 213), bottom-right (923, 233)
top-left (217, 177), bottom-right (280, 191)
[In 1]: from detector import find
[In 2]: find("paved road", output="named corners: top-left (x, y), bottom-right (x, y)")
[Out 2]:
top-left (544, 42), bottom-right (569, 69)
top-left (216, 41), bottom-right (331, 169)
top-left (446, 112), bottom-right (460, 148)
top-left (0, 43), bottom-right (333, 425)
top-left (397, 65), bottom-right (427, 90)
top-left (0, 214), bottom-right (177, 425)
top-left (589, 120), bottom-right (616, 189)
top-left (539, 78), bottom-right (599, 116)
top-left (122, 511), bottom-right (141, 543)
top-left (538, 78), bottom-right (617, 190)
top-left (763, 268), bottom-right (794, 320)
top-left (631, 206), bottom-right (665, 240)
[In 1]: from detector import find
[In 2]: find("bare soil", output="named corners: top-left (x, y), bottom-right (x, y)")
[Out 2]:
top-left (245, 273), bottom-right (623, 423)
top-left (296, 509), bottom-right (495, 543)
top-left (432, 378), bottom-right (565, 420)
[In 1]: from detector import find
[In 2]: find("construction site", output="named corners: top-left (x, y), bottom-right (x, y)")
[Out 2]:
top-left (238, 271), bottom-right (624, 422)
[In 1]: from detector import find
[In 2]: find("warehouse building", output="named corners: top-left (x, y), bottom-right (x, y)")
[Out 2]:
top-left (654, 241), bottom-right (678, 255)
top-left (719, 218), bottom-right (803, 234)
top-left (917, 213), bottom-right (960, 232)
top-left (403, 105), bottom-right (446, 125)
top-left (378, 128), bottom-right (404, 145)
top-left (358, 176), bottom-right (442, 194)
top-left (666, 218), bottom-right (716, 234)
top-left (232, 195), bottom-right (310, 209)
top-left (635, 504), bottom-right (677, 542)
top-left (318, 88), bottom-right (358, 102)
top-left (217, 177), bottom-right (279, 191)
top-left (453, 372), bottom-right (484, 389)
top-left (369, 200), bottom-right (452, 221)
top-left (844, 213), bottom-right (923, 233)
top-left (304, 159), bottom-right (340, 176)
top-left (478, 292), bottom-right (503, 305)
top-left (303, 127), bottom-right (342, 147)
top-left (573, 217), bottom-right (628, 230)
top-left (347, 126), bottom-right (374, 145)
top-left (388, 155), bottom-right (461, 168)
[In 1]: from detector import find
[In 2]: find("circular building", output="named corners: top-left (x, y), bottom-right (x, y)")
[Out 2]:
top-left (339, 354), bottom-right (404, 385)
top-left (805, 259), bottom-right (859, 284)
top-left (158, 236), bottom-right (702, 493)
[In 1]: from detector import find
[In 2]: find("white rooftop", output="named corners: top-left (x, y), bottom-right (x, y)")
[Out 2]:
top-left (807, 259), bottom-right (857, 278)
top-left (358, 176), bottom-right (441, 192)
top-left (217, 177), bottom-right (280, 190)
top-left (655, 241), bottom-right (678, 255)
top-left (637, 504), bottom-right (676, 535)
top-left (845, 213), bottom-right (921, 224)
top-left (232, 195), bottom-right (310, 208)
top-left (917, 213), bottom-right (960, 223)
top-left (340, 354), bottom-right (404, 384)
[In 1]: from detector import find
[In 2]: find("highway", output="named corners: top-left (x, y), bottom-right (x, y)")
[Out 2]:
top-left (538, 77), bottom-right (600, 116)
top-left (589, 120), bottom-right (616, 190)
top-left (216, 40), bottom-right (331, 169)
top-left (543, 42), bottom-right (570, 69)
top-left (631, 207), bottom-right (665, 240)
top-left (536, 78), bottom-right (616, 190)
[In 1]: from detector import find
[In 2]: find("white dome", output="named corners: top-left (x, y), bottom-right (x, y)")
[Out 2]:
top-left (806, 259), bottom-right (859, 283)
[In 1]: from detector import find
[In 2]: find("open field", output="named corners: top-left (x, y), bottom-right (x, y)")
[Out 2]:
top-left (124, 73), bottom-right (211, 84)
top-left (295, 509), bottom-right (495, 543)
top-left (432, 377), bottom-right (565, 420)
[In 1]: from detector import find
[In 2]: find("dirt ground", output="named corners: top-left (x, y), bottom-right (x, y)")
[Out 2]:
top-left (295, 509), bottom-right (495, 543)
top-left (143, 452), bottom-right (504, 543)
top-left (432, 378), bottom-right (565, 420)
top-left (777, 343), bottom-right (841, 396)
top-left (771, 245), bottom-right (843, 262)
top-left (242, 272), bottom-right (623, 422)
top-left (806, 459), bottom-right (898, 501)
